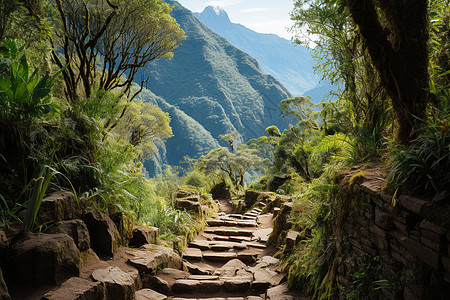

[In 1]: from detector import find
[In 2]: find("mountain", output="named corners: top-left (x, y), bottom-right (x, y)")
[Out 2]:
top-left (194, 6), bottom-right (318, 96)
top-left (139, 0), bottom-right (292, 174)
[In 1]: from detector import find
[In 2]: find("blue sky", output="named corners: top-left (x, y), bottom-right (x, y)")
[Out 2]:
top-left (177, 0), bottom-right (295, 39)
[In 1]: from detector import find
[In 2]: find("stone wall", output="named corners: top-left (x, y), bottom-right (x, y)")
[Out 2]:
top-left (334, 178), bottom-right (450, 299)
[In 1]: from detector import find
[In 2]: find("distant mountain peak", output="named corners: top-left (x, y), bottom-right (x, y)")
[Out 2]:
top-left (201, 5), bottom-right (230, 22)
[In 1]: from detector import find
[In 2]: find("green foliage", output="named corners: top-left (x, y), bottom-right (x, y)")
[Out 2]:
top-left (387, 116), bottom-right (450, 194)
top-left (21, 166), bottom-right (53, 232)
top-left (141, 197), bottom-right (197, 240)
top-left (342, 255), bottom-right (391, 300)
top-left (196, 146), bottom-right (268, 191)
top-left (53, 0), bottom-right (185, 102)
top-left (0, 39), bottom-right (60, 121)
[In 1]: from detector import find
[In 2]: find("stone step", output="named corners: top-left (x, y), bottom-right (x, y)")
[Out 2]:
top-left (182, 248), bottom-right (202, 261)
top-left (244, 242), bottom-right (267, 249)
top-left (206, 219), bottom-right (258, 227)
top-left (183, 260), bottom-right (213, 275)
top-left (168, 297), bottom-right (263, 300)
top-left (211, 235), bottom-right (253, 243)
top-left (245, 212), bottom-right (258, 217)
top-left (210, 242), bottom-right (248, 251)
top-left (172, 278), bottom-right (252, 294)
top-left (202, 252), bottom-right (237, 262)
top-left (187, 274), bottom-right (219, 280)
top-left (188, 240), bottom-right (210, 250)
top-left (228, 214), bottom-right (244, 219)
top-left (189, 240), bottom-right (248, 251)
top-left (135, 288), bottom-right (167, 300)
top-left (204, 228), bottom-right (254, 237)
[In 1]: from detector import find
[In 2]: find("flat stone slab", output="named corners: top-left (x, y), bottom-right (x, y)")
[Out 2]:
top-left (228, 236), bottom-right (252, 242)
top-left (204, 228), bottom-right (254, 237)
top-left (212, 236), bottom-right (231, 241)
top-left (188, 275), bottom-right (219, 280)
top-left (127, 246), bottom-right (182, 273)
top-left (183, 260), bottom-right (213, 275)
top-left (197, 280), bottom-right (223, 290)
top-left (244, 212), bottom-right (258, 217)
top-left (42, 277), bottom-right (105, 300)
top-left (135, 288), bottom-right (167, 300)
top-left (261, 256), bottom-right (279, 265)
top-left (182, 247), bottom-right (202, 260)
top-left (223, 278), bottom-right (251, 292)
top-left (244, 242), bottom-right (267, 249)
top-left (252, 228), bottom-right (273, 242)
top-left (203, 252), bottom-right (237, 262)
top-left (188, 240), bottom-right (210, 250)
top-left (92, 266), bottom-right (135, 300)
top-left (172, 279), bottom-right (200, 293)
top-left (229, 214), bottom-right (244, 219)
top-left (210, 241), bottom-right (247, 251)
top-left (232, 221), bottom-right (258, 227)
top-left (207, 219), bottom-right (227, 226)
top-left (237, 250), bottom-right (261, 263)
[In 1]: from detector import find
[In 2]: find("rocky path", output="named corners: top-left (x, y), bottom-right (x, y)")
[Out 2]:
top-left (156, 199), bottom-right (305, 300)
top-left (8, 193), bottom-right (307, 300)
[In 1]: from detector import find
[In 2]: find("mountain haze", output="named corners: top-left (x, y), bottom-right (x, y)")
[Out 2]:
top-left (194, 6), bottom-right (318, 96)
top-left (139, 0), bottom-right (291, 174)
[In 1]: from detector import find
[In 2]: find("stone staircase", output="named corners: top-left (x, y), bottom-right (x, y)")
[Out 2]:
top-left (145, 207), bottom-right (292, 300)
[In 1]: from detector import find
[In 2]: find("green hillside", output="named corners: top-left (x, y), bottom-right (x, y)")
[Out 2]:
top-left (140, 0), bottom-right (292, 174)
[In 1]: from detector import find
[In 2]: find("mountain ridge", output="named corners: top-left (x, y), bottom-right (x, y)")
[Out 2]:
top-left (139, 0), bottom-right (292, 174)
top-left (195, 5), bottom-right (318, 96)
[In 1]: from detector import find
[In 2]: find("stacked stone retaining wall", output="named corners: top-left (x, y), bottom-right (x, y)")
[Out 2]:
top-left (334, 179), bottom-right (450, 299)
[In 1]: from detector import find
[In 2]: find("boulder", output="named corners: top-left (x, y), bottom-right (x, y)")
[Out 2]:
top-left (142, 268), bottom-right (189, 295)
top-left (174, 199), bottom-right (201, 215)
top-left (244, 190), bottom-right (275, 209)
top-left (0, 267), bottom-right (10, 300)
top-left (266, 283), bottom-right (298, 300)
top-left (175, 188), bottom-right (199, 199)
top-left (91, 266), bottom-right (135, 300)
top-left (35, 191), bottom-right (80, 227)
top-left (48, 219), bottom-right (90, 251)
top-left (284, 230), bottom-right (301, 254)
top-left (41, 277), bottom-right (105, 300)
top-left (0, 229), bottom-right (8, 249)
top-left (213, 259), bottom-right (248, 277)
top-left (127, 245), bottom-right (183, 273)
top-left (84, 211), bottom-right (120, 257)
top-left (12, 233), bottom-right (80, 285)
top-left (267, 202), bottom-right (293, 246)
top-left (129, 226), bottom-right (159, 248)
top-left (141, 275), bottom-right (170, 295)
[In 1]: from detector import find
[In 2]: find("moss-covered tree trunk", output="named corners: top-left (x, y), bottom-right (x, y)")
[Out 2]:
top-left (346, 0), bottom-right (429, 143)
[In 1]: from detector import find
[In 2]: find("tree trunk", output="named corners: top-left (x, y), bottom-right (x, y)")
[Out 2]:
top-left (346, 0), bottom-right (429, 143)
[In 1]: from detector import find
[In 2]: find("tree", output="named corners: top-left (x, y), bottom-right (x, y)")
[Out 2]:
top-left (52, 0), bottom-right (185, 103)
top-left (345, 0), bottom-right (430, 143)
top-left (291, 1), bottom-right (388, 139)
top-left (197, 147), bottom-right (267, 190)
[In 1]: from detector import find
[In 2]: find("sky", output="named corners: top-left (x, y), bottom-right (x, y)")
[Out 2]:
top-left (177, 0), bottom-right (296, 39)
